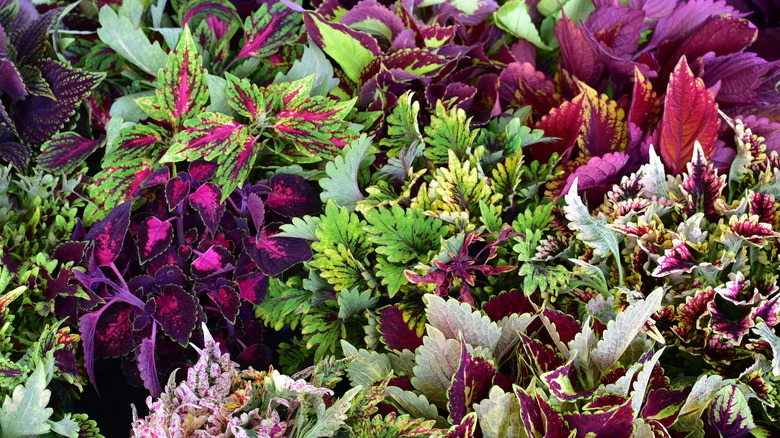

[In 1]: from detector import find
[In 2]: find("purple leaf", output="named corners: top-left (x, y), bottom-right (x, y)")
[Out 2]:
top-left (189, 182), bottom-right (225, 235)
top-left (137, 217), bottom-right (173, 264)
top-left (0, 50), bottom-right (25, 100)
top-left (246, 233), bottom-right (312, 277)
top-left (339, 0), bottom-right (405, 42)
top-left (152, 285), bottom-right (198, 345)
top-left (448, 339), bottom-right (470, 425)
top-left (652, 241), bottom-right (699, 276)
top-left (641, 388), bottom-right (690, 427)
top-left (701, 53), bottom-right (769, 105)
top-left (0, 141), bottom-right (31, 170)
top-left (680, 143), bottom-right (725, 217)
top-left (704, 385), bottom-right (754, 436)
top-left (515, 388), bottom-right (568, 437)
top-left (165, 176), bottom-right (191, 211)
top-left (266, 173), bottom-right (322, 217)
top-left (247, 192), bottom-right (265, 233)
top-left (155, 265), bottom-right (188, 287)
top-left (560, 152), bottom-right (629, 197)
top-left (208, 282), bottom-right (240, 324)
top-left (9, 9), bottom-right (58, 68)
top-left (138, 332), bottom-right (162, 397)
top-left (555, 14), bottom-right (603, 86)
top-left (191, 245), bottom-right (236, 279)
top-left (85, 201), bottom-right (131, 267)
top-left (584, 5), bottom-right (645, 57)
top-left (443, 412), bottom-right (477, 438)
top-left (645, 0), bottom-right (743, 51)
top-left (12, 60), bottom-right (104, 147)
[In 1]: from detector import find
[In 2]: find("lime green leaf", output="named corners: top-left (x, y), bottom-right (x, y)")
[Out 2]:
top-left (494, 1), bottom-right (552, 50)
top-left (423, 101), bottom-right (478, 164)
top-left (364, 204), bottom-right (448, 264)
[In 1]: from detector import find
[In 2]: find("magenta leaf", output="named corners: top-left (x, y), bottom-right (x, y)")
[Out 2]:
top-left (189, 182), bottom-right (226, 235)
top-left (246, 232), bottom-right (312, 276)
top-left (165, 176), bottom-right (191, 211)
top-left (653, 241), bottom-right (699, 276)
top-left (266, 173), bottom-right (322, 217)
top-left (85, 201), bottom-right (131, 267)
top-left (680, 144), bottom-right (725, 217)
top-left (152, 285), bottom-right (198, 346)
top-left (226, 73), bottom-right (266, 119)
top-left (137, 217), bottom-right (173, 264)
top-left (36, 132), bottom-right (103, 173)
top-left (188, 159), bottom-right (218, 182)
top-left (247, 193), bottom-right (265, 234)
top-left (236, 271), bottom-right (269, 305)
top-left (564, 402), bottom-right (634, 436)
top-left (515, 389), bottom-right (568, 437)
top-left (191, 245), bottom-right (236, 279)
top-left (208, 282), bottom-right (240, 324)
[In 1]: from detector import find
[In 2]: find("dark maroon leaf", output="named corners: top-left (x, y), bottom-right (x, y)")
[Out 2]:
top-left (155, 265), bottom-right (188, 287)
top-left (443, 413), bottom-right (477, 438)
top-left (37, 132), bottom-right (104, 173)
top-left (191, 245), bottom-right (236, 279)
top-left (152, 285), bottom-right (198, 345)
top-left (94, 302), bottom-right (136, 358)
top-left (85, 201), bottom-right (131, 267)
top-left (208, 282), bottom-right (240, 324)
top-left (379, 305), bottom-right (424, 352)
top-left (165, 176), bottom-right (191, 211)
top-left (189, 182), bottom-right (225, 235)
top-left (246, 232), bottom-right (312, 276)
top-left (137, 217), bottom-right (173, 264)
top-left (515, 388), bottom-right (569, 437)
top-left (236, 271), bottom-right (269, 305)
top-left (641, 388), bottom-right (689, 427)
top-left (482, 289), bottom-right (537, 322)
top-left (266, 173), bottom-right (322, 217)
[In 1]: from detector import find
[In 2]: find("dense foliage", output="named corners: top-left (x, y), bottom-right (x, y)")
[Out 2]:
top-left (1, 0), bottom-right (780, 436)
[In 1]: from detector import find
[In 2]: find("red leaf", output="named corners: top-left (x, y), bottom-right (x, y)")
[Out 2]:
top-left (532, 96), bottom-right (586, 163)
top-left (659, 56), bottom-right (720, 175)
top-left (628, 67), bottom-right (663, 135)
top-left (165, 176), bottom-right (191, 211)
top-left (379, 305), bottom-right (424, 352)
top-left (498, 62), bottom-right (563, 119)
top-left (577, 84), bottom-right (628, 157)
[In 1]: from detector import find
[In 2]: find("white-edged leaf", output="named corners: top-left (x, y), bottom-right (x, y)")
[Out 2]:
top-left (590, 288), bottom-right (663, 372)
top-left (424, 294), bottom-right (502, 354)
top-left (473, 386), bottom-right (522, 438)
top-left (630, 347), bottom-right (666, 416)
top-left (564, 178), bottom-right (623, 284)
top-left (495, 313), bottom-right (536, 361)
top-left (674, 375), bottom-right (727, 429)
top-left (754, 323), bottom-right (780, 376)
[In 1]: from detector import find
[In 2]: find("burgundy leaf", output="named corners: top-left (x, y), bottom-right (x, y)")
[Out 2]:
top-left (188, 159), bottom-right (218, 182)
top-left (515, 388), bottom-right (569, 437)
top-left (152, 285), bottom-right (198, 345)
top-left (94, 302), bottom-right (136, 358)
top-left (191, 245), bottom-right (236, 279)
top-left (701, 53), bottom-right (769, 105)
top-left (555, 15), bottom-right (603, 86)
top-left (208, 282), bottom-right (240, 324)
top-left (443, 412), bottom-right (477, 438)
top-left (379, 305), bottom-right (424, 352)
top-left (137, 217), bottom-right (173, 264)
top-left (266, 173), bottom-right (322, 217)
top-left (532, 96), bottom-right (586, 163)
top-left (165, 176), bottom-right (191, 211)
top-left (498, 62), bottom-right (563, 118)
top-left (564, 402), bottom-right (635, 436)
top-left (85, 201), bottom-right (131, 267)
top-left (641, 388), bottom-right (690, 427)
top-left (646, 0), bottom-right (743, 51)
top-left (189, 182), bottom-right (225, 235)
top-left (652, 241), bottom-right (699, 276)
top-left (482, 289), bottom-right (537, 322)
top-left (628, 67), bottom-right (662, 136)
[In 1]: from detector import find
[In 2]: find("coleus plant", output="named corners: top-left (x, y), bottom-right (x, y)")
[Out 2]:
top-left (66, 24), bottom-right (357, 224)
top-left (0, 3), bottom-right (104, 170)
top-left (69, 162), bottom-right (320, 396)
top-left (132, 324), bottom-right (369, 438)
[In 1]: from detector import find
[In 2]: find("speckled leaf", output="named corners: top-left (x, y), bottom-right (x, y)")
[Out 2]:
top-left (237, 1), bottom-right (302, 59)
top-left (152, 285), bottom-right (198, 345)
top-left (660, 56), bottom-right (720, 175)
top-left (188, 182), bottom-right (225, 235)
top-left (37, 132), bottom-right (104, 174)
top-left (191, 245), bottom-right (235, 279)
top-left (157, 26), bottom-right (208, 130)
top-left (577, 84), bottom-right (627, 157)
top-left (137, 217), bottom-right (173, 264)
top-left (85, 201), bottom-right (131, 267)
top-left (0, 142), bottom-right (30, 171)
top-left (680, 143), bottom-right (725, 217)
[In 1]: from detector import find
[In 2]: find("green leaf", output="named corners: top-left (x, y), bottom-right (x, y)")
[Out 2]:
top-left (157, 26), bottom-right (209, 130)
top-left (302, 386), bottom-right (361, 438)
top-left (754, 323), bottom-right (780, 376)
top-left (304, 12), bottom-right (378, 83)
top-left (591, 288), bottom-right (663, 372)
top-left (0, 358), bottom-right (53, 438)
top-left (310, 202), bottom-right (373, 291)
top-left (204, 74), bottom-right (237, 116)
top-left (319, 135), bottom-right (374, 211)
top-left (364, 204), bottom-right (448, 264)
top-left (380, 92), bottom-right (424, 156)
top-left (563, 178), bottom-right (623, 284)
top-left (48, 414), bottom-right (79, 438)
top-left (277, 216), bottom-right (322, 241)
top-left (338, 288), bottom-right (377, 319)
top-left (274, 41), bottom-right (340, 96)
top-left (423, 101), bottom-right (478, 164)
top-left (375, 257), bottom-right (409, 298)
top-left (431, 150), bottom-right (501, 219)
top-left (385, 387), bottom-right (442, 422)
top-left (96, 5), bottom-right (168, 76)
top-left (342, 341), bottom-right (393, 386)
top-left (494, 1), bottom-right (552, 50)
top-left (255, 278), bottom-right (310, 331)
top-left (302, 303), bottom-right (345, 360)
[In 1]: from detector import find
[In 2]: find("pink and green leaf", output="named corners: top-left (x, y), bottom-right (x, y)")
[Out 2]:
top-left (272, 94), bottom-right (357, 158)
top-left (225, 72), bottom-right (266, 119)
top-left (37, 132), bottom-right (104, 173)
top-left (236, 1), bottom-right (302, 60)
top-left (157, 26), bottom-right (209, 130)
top-left (191, 245), bottom-right (236, 279)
